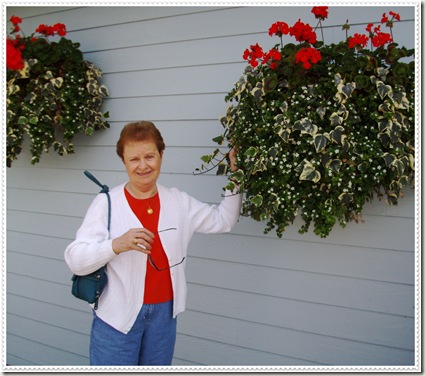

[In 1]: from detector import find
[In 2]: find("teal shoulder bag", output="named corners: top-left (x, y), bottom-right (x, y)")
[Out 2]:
top-left (71, 171), bottom-right (110, 310)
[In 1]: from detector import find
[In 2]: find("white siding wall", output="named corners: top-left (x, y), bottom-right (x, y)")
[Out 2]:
top-left (5, 4), bottom-right (418, 369)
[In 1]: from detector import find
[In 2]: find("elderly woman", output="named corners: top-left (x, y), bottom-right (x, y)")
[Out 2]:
top-left (64, 121), bottom-right (242, 366)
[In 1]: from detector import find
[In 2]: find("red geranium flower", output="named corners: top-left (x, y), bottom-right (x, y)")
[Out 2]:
top-left (10, 16), bottom-right (22, 25)
top-left (366, 23), bottom-right (374, 33)
top-left (53, 23), bottom-right (67, 36)
top-left (311, 6), bottom-right (329, 20)
top-left (290, 19), bottom-right (317, 44)
top-left (6, 38), bottom-right (24, 70)
top-left (372, 31), bottom-right (392, 47)
top-left (295, 47), bottom-right (321, 70)
top-left (390, 11), bottom-right (401, 21)
top-left (383, 11), bottom-right (400, 28)
top-left (348, 33), bottom-right (369, 49)
top-left (243, 43), bottom-right (265, 67)
top-left (35, 22), bottom-right (67, 37)
top-left (262, 48), bottom-right (281, 70)
top-left (268, 21), bottom-right (290, 37)
top-left (381, 13), bottom-right (389, 23)
top-left (36, 24), bottom-right (54, 36)
top-left (9, 16), bottom-right (22, 33)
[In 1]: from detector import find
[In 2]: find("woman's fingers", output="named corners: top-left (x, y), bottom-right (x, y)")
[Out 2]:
top-left (229, 147), bottom-right (238, 172)
top-left (112, 228), bottom-right (155, 255)
top-left (132, 228), bottom-right (154, 253)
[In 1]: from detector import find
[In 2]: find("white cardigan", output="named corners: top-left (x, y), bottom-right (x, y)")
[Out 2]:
top-left (65, 182), bottom-right (242, 334)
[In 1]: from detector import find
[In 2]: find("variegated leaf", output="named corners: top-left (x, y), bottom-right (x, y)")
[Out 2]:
top-left (329, 125), bottom-right (345, 144)
top-left (250, 194), bottom-right (263, 207)
top-left (297, 159), bottom-right (321, 183)
top-left (314, 133), bottom-right (330, 153)
top-left (294, 118), bottom-right (318, 136)
top-left (338, 192), bottom-right (353, 205)
top-left (376, 81), bottom-right (393, 99)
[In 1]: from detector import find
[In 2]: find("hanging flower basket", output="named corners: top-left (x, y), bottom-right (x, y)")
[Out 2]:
top-left (6, 16), bottom-right (110, 167)
top-left (198, 7), bottom-right (415, 238)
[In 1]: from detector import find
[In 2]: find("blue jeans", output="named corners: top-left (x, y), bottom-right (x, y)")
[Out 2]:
top-left (90, 300), bottom-right (177, 365)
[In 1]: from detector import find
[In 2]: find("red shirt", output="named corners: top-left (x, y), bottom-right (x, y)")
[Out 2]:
top-left (124, 187), bottom-right (173, 304)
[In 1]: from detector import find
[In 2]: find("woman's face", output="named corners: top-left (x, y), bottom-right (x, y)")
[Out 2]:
top-left (122, 140), bottom-right (163, 191)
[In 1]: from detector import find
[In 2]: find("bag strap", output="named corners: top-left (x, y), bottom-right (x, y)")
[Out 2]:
top-left (84, 170), bottom-right (111, 232)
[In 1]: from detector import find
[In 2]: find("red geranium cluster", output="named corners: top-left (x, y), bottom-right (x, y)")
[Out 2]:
top-left (382, 11), bottom-right (401, 27)
top-left (6, 15), bottom-right (67, 71)
top-left (243, 6), bottom-right (400, 71)
top-left (348, 10), bottom-right (399, 49)
top-left (365, 24), bottom-right (394, 48)
top-left (36, 22), bottom-right (66, 37)
top-left (311, 6), bottom-right (329, 20)
top-left (348, 33), bottom-right (369, 49)
top-left (7, 16), bottom-right (24, 70)
top-left (289, 19), bottom-right (317, 44)
top-left (295, 47), bottom-right (322, 69)
top-left (349, 23), bottom-right (393, 50)
top-left (242, 43), bottom-right (264, 68)
top-left (243, 10), bottom-right (324, 70)
top-left (7, 38), bottom-right (25, 70)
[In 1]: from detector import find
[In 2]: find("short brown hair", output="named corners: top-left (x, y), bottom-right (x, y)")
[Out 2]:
top-left (116, 121), bottom-right (166, 160)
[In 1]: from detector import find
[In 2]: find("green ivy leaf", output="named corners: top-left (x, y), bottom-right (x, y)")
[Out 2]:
top-left (314, 133), bottom-right (330, 153)
top-left (231, 169), bottom-right (245, 183)
top-left (252, 158), bottom-right (267, 175)
top-left (244, 146), bottom-right (258, 157)
top-left (51, 77), bottom-right (63, 88)
top-left (378, 101), bottom-right (394, 113)
top-left (29, 115), bottom-right (38, 125)
top-left (329, 112), bottom-right (343, 126)
top-left (386, 193), bottom-right (398, 205)
top-left (217, 163), bottom-right (228, 176)
top-left (338, 192), bottom-right (353, 205)
top-left (382, 153), bottom-right (396, 167)
top-left (263, 74), bottom-right (278, 94)
top-left (250, 194), bottom-right (263, 207)
top-left (274, 125), bottom-right (291, 142)
top-left (316, 106), bottom-right (326, 120)
top-left (99, 85), bottom-right (109, 97)
top-left (225, 181), bottom-right (236, 191)
top-left (200, 155), bottom-right (212, 164)
top-left (17, 116), bottom-right (28, 125)
top-left (376, 81), bottom-right (393, 99)
top-left (297, 160), bottom-right (321, 183)
top-left (212, 135), bottom-right (224, 145)
top-left (85, 127), bottom-right (94, 136)
top-left (329, 125), bottom-right (345, 144)
top-left (294, 118), bottom-right (318, 136)
top-left (392, 91), bottom-right (409, 110)
top-left (329, 159), bottom-right (342, 173)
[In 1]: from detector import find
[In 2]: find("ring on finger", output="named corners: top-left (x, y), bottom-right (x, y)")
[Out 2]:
top-left (133, 238), bottom-right (138, 245)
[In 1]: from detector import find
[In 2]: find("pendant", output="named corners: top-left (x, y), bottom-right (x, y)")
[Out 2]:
top-left (147, 207), bottom-right (153, 215)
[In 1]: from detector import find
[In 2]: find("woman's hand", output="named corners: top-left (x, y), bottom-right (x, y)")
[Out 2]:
top-left (229, 147), bottom-right (238, 172)
top-left (112, 228), bottom-right (154, 255)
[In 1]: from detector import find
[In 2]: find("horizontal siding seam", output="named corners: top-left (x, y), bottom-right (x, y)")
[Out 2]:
top-left (187, 255), bottom-right (415, 286)
top-left (82, 19), bottom-right (415, 54)
top-left (102, 61), bottom-right (243, 75)
top-left (7, 291), bottom-right (87, 315)
top-left (183, 308), bottom-right (415, 352)
top-left (224, 231), bottom-right (415, 254)
top-left (7, 331), bottom-right (87, 362)
top-left (186, 281), bottom-right (415, 319)
top-left (72, 6), bottom-right (241, 33)
top-left (176, 332), bottom-right (326, 366)
top-left (7, 271), bottom-right (71, 287)
top-left (7, 229), bottom-right (75, 242)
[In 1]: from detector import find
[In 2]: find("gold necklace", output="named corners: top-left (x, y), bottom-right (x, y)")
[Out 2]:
top-left (127, 184), bottom-right (155, 215)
